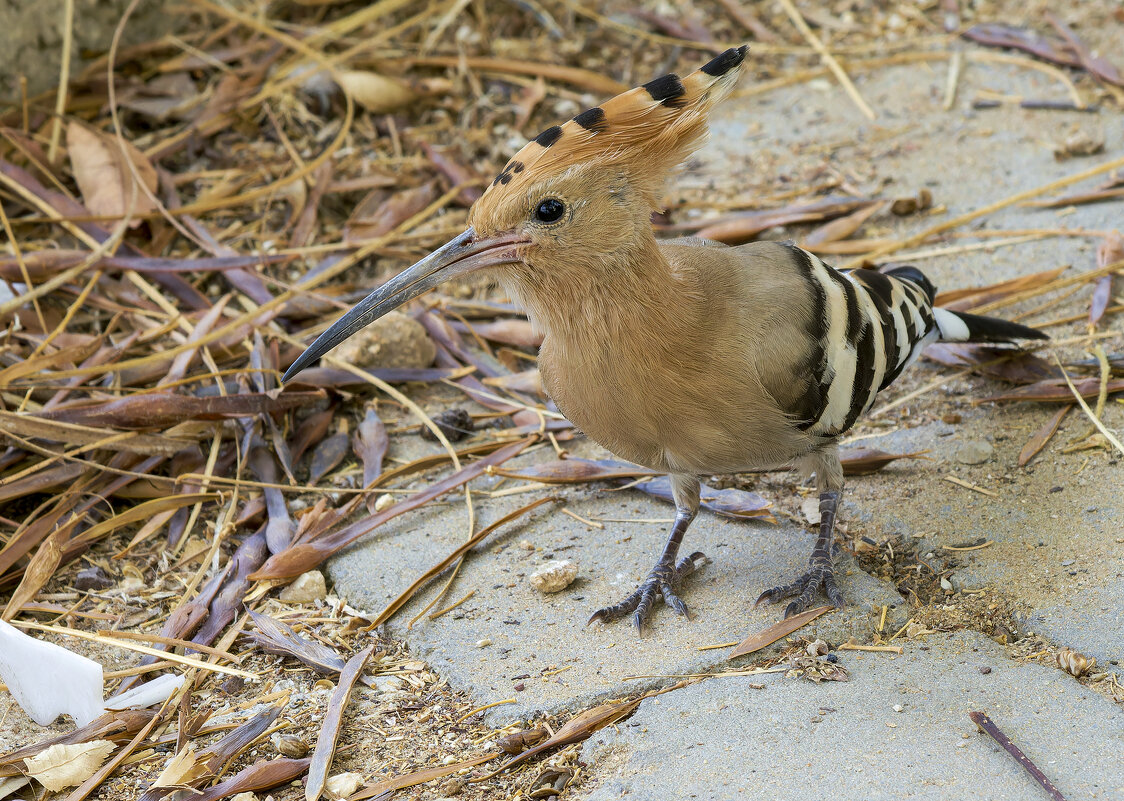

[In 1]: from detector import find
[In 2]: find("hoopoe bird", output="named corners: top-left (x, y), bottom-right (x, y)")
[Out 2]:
top-left (285, 47), bottom-right (1046, 633)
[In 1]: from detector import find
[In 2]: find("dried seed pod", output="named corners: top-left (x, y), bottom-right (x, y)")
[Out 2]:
top-left (419, 408), bottom-right (474, 441)
top-left (1055, 647), bottom-right (1095, 677)
top-left (806, 639), bottom-right (829, 657)
top-left (277, 734), bottom-right (309, 758)
top-left (496, 727), bottom-right (548, 755)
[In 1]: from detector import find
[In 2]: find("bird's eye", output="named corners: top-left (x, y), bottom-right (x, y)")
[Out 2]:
top-left (534, 198), bottom-right (565, 223)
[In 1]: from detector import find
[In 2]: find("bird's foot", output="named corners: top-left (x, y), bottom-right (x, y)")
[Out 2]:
top-left (587, 552), bottom-right (706, 636)
top-left (754, 553), bottom-right (844, 618)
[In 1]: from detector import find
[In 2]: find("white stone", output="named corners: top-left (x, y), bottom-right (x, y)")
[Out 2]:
top-left (325, 772), bottom-right (364, 799)
top-left (279, 570), bottom-right (327, 604)
top-left (529, 559), bottom-right (578, 593)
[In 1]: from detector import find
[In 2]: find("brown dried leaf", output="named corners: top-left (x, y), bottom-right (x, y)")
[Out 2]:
top-left (693, 198), bottom-right (873, 244)
top-left (980, 377), bottom-right (1124, 403)
top-left (0, 410), bottom-right (195, 456)
top-left (353, 407), bottom-right (388, 513)
top-left (840, 448), bottom-right (929, 475)
top-left (2, 525), bottom-right (72, 621)
top-left (464, 319), bottom-right (542, 347)
top-left (305, 645), bottom-right (372, 801)
top-left (39, 391), bottom-right (324, 429)
top-left (348, 753), bottom-right (499, 801)
top-left (344, 181), bottom-right (438, 243)
top-left (1055, 646), bottom-right (1095, 677)
top-left (802, 201), bottom-right (884, 246)
top-left (1018, 404), bottom-right (1072, 467)
top-left (290, 408), bottom-right (334, 464)
top-left (492, 459), bottom-right (659, 484)
top-left (1092, 231), bottom-right (1124, 327)
top-left (245, 611), bottom-right (345, 675)
top-left (0, 711), bottom-right (153, 776)
top-left (934, 266), bottom-right (1066, 309)
top-left (250, 439), bottom-right (532, 580)
top-left (308, 432), bottom-right (350, 485)
top-left (639, 476), bottom-right (774, 522)
top-left (924, 343), bottom-right (1058, 384)
top-left (729, 605), bottom-right (833, 658)
top-left (187, 757), bottom-right (310, 801)
top-left (66, 123), bottom-right (157, 226)
top-left (475, 698), bottom-right (644, 782)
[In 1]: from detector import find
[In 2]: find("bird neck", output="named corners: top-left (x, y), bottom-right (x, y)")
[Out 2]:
top-left (501, 237), bottom-right (701, 355)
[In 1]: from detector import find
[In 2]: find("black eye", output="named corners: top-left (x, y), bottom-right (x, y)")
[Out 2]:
top-left (534, 198), bottom-right (565, 223)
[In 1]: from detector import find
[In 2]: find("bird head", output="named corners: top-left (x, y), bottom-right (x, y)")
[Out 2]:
top-left (283, 46), bottom-right (748, 381)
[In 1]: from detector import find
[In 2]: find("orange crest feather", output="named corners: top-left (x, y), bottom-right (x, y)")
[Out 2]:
top-left (471, 46), bottom-right (748, 214)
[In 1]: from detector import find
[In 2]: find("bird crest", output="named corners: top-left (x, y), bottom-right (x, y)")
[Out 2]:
top-left (471, 46), bottom-right (748, 214)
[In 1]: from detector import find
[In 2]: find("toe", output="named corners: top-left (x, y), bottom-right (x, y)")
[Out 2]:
top-left (783, 599), bottom-right (806, 618)
top-left (824, 572), bottom-right (844, 608)
top-left (661, 582), bottom-right (690, 618)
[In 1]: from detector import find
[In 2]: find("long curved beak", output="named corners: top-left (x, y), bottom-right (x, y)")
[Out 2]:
top-left (283, 227), bottom-right (525, 382)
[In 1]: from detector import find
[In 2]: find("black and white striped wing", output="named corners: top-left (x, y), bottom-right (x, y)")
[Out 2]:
top-left (787, 246), bottom-right (940, 439)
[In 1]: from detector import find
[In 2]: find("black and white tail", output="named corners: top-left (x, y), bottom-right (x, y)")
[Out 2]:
top-left (784, 244), bottom-right (1047, 439)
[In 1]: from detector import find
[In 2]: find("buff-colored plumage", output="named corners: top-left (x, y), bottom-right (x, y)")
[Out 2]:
top-left (288, 46), bottom-right (1045, 632)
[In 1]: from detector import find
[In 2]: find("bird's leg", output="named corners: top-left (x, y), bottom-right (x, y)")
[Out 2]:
top-left (756, 451), bottom-right (846, 618)
top-left (588, 474), bottom-right (705, 635)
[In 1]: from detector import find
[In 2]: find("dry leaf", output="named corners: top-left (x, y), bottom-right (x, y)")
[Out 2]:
top-left (66, 123), bottom-right (157, 227)
top-left (152, 745), bottom-right (205, 788)
top-left (0, 777), bottom-right (30, 799)
top-left (840, 448), bottom-right (928, 475)
top-left (474, 698), bottom-right (643, 781)
top-left (24, 741), bottom-right (115, 791)
top-left (1091, 230), bottom-right (1123, 327)
top-left (729, 606), bottom-right (833, 658)
top-left (305, 646), bottom-right (373, 801)
top-left (335, 70), bottom-right (416, 113)
top-left (1018, 404), bottom-right (1072, 466)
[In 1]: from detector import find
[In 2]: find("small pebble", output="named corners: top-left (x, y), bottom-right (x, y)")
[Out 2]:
top-left (334, 310), bottom-right (435, 369)
top-left (892, 704), bottom-right (904, 712)
top-left (374, 493), bottom-right (395, 512)
top-left (529, 559), bottom-right (578, 593)
top-left (514, 682), bottom-right (525, 692)
top-left (279, 570), bottom-right (327, 604)
top-left (954, 440), bottom-right (993, 465)
top-left (325, 772), bottom-right (364, 799)
top-left (230, 794), bottom-right (258, 801)
top-left (979, 666), bottom-right (992, 674)
top-left (476, 638), bottom-right (492, 648)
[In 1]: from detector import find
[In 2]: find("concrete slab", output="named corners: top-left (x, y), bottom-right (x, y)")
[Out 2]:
top-left (579, 631), bottom-right (1124, 801)
top-left (327, 51), bottom-right (1124, 793)
top-left (329, 437), bottom-right (906, 725)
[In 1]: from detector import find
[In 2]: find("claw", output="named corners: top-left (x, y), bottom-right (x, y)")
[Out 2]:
top-left (756, 559), bottom-right (845, 617)
top-left (588, 552), bottom-right (705, 634)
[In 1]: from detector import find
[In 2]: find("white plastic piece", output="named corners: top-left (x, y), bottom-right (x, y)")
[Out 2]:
top-left (105, 673), bottom-right (184, 710)
top-left (0, 620), bottom-right (103, 727)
